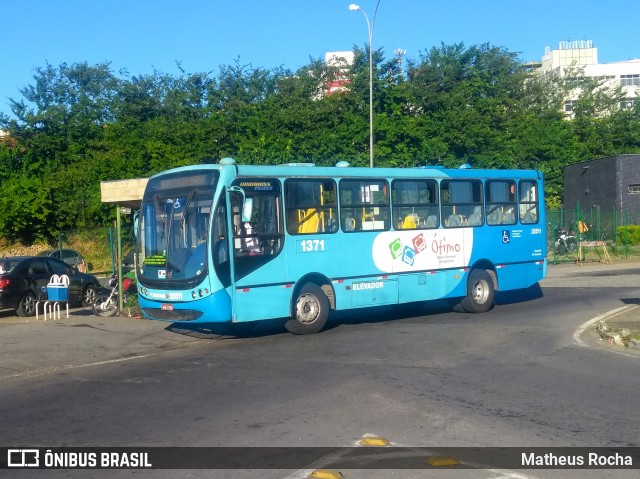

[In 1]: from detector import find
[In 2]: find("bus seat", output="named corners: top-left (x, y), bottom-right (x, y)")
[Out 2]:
top-left (401, 214), bottom-right (417, 229)
top-left (343, 215), bottom-right (357, 231)
top-left (487, 208), bottom-right (502, 225)
top-left (298, 209), bottom-right (319, 234)
top-left (425, 215), bottom-right (438, 228)
top-left (468, 206), bottom-right (482, 226)
top-left (522, 210), bottom-right (536, 223)
top-left (503, 211), bottom-right (515, 224)
top-left (447, 214), bottom-right (462, 227)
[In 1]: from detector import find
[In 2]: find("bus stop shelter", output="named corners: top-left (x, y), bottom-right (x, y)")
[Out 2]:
top-left (100, 178), bottom-right (148, 313)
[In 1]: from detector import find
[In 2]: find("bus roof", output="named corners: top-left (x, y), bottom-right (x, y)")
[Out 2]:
top-left (149, 159), bottom-right (543, 181)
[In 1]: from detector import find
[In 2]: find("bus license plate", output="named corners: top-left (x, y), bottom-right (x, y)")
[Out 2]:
top-left (161, 304), bottom-right (174, 311)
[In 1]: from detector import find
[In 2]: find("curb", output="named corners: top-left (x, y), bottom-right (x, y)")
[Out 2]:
top-left (594, 304), bottom-right (640, 349)
top-left (572, 305), bottom-right (635, 347)
top-left (574, 305), bottom-right (640, 356)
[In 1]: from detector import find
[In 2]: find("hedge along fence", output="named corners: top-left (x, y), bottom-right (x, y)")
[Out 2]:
top-left (617, 225), bottom-right (640, 246)
top-left (547, 206), bottom-right (640, 263)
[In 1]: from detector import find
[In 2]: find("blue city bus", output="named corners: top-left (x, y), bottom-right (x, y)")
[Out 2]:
top-left (135, 158), bottom-right (546, 334)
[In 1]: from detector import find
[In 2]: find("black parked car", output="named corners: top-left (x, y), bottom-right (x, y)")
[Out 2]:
top-left (0, 256), bottom-right (101, 317)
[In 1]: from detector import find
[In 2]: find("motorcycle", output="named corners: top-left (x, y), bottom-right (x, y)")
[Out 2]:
top-left (554, 226), bottom-right (577, 255)
top-left (92, 274), bottom-right (137, 317)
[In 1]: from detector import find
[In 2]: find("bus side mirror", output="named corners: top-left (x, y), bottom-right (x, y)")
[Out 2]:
top-left (242, 198), bottom-right (253, 223)
top-left (133, 211), bottom-right (139, 239)
top-left (229, 186), bottom-right (253, 222)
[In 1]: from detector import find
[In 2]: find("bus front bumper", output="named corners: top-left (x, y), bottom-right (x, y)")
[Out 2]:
top-left (138, 289), bottom-right (232, 323)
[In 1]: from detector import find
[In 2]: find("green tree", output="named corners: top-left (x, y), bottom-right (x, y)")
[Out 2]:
top-left (2, 45), bottom-right (639, 243)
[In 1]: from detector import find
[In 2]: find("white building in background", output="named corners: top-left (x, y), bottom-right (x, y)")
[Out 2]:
top-left (534, 40), bottom-right (640, 114)
top-left (324, 51), bottom-right (354, 96)
top-left (325, 51), bottom-right (354, 68)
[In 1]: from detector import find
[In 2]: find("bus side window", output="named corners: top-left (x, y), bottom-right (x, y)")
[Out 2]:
top-left (519, 180), bottom-right (539, 224)
top-left (339, 179), bottom-right (390, 232)
top-left (441, 180), bottom-right (483, 228)
top-left (486, 180), bottom-right (517, 226)
top-left (284, 179), bottom-right (338, 235)
top-left (392, 179), bottom-right (439, 229)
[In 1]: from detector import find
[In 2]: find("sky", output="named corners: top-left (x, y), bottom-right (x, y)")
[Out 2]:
top-left (2, 0), bottom-right (640, 117)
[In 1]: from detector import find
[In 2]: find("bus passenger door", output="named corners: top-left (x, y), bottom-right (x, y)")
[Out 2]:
top-left (229, 178), bottom-right (289, 322)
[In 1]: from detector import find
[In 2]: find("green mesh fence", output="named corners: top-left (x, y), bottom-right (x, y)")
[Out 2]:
top-left (548, 205), bottom-right (640, 263)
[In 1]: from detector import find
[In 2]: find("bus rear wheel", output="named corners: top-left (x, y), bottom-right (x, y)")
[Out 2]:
top-left (460, 269), bottom-right (495, 313)
top-left (286, 283), bottom-right (329, 335)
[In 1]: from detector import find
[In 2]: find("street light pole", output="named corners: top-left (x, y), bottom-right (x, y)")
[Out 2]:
top-left (349, 1), bottom-right (380, 168)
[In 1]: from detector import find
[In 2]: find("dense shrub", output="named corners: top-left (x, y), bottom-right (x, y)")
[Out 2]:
top-left (616, 225), bottom-right (640, 245)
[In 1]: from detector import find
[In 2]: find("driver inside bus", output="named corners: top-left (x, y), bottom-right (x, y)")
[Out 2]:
top-left (242, 222), bottom-right (262, 255)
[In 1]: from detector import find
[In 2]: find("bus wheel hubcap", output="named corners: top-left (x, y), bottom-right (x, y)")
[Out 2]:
top-left (296, 294), bottom-right (319, 324)
top-left (473, 280), bottom-right (489, 304)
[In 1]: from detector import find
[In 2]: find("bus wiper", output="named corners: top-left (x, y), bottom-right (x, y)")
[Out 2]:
top-left (184, 190), bottom-right (197, 210)
top-left (181, 189), bottom-right (197, 223)
top-left (153, 194), bottom-right (164, 230)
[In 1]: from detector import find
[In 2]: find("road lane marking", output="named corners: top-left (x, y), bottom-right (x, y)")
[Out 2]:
top-left (308, 470), bottom-right (343, 479)
top-left (283, 434), bottom-right (542, 479)
top-left (359, 436), bottom-right (389, 446)
top-left (426, 455), bottom-right (460, 466)
top-left (282, 448), bottom-right (353, 479)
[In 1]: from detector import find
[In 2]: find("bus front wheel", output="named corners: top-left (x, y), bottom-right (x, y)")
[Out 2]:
top-left (460, 269), bottom-right (495, 313)
top-left (286, 283), bottom-right (329, 334)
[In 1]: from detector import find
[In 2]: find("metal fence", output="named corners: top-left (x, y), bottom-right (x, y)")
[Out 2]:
top-left (547, 205), bottom-right (640, 263)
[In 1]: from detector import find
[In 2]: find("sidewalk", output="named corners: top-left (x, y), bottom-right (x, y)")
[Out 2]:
top-left (541, 256), bottom-right (640, 287)
top-left (0, 308), bottom-right (207, 382)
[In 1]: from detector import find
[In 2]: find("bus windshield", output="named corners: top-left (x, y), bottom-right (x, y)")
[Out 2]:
top-left (138, 170), bottom-right (218, 286)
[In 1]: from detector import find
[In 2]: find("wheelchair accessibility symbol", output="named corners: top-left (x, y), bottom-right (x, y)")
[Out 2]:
top-left (502, 230), bottom-right (511, 244)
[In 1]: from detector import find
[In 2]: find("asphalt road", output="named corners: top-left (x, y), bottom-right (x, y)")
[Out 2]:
top-left (1, 261), bottom-right (639, 479)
